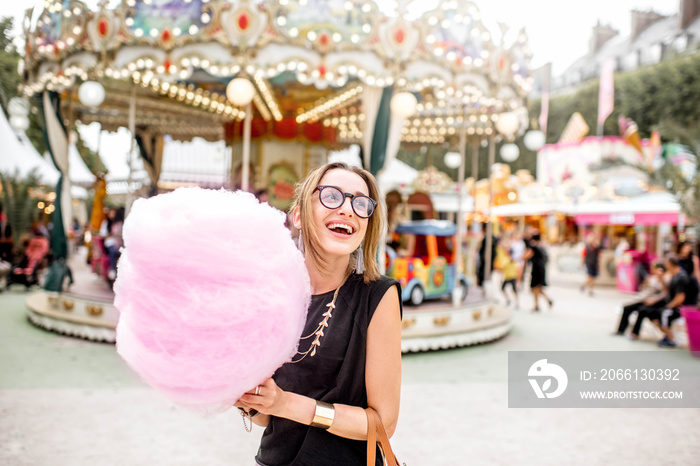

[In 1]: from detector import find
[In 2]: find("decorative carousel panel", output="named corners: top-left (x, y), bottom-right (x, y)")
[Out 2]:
top-left (86, 0), bottom-right (121, 52)
top-left (271, 0), bottom-right (380, 52)
top-left (122, 0), bottom-right (208, 45)
top-left (420, 1), bottom-right (493, 71)
top-left (33, 0), bottom-right (89, 60)
top-left (220, 0), bottom-right (269, 49)
top-left (376, 15), bottom-right (419, 62)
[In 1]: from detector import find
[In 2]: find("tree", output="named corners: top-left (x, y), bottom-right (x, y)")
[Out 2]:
top-left (537, 53), bottom-right (700, 144)
top-left (0, 169), bottom-right (43, 250)
top-left (0, 17), bottom-right (20, 115)
top-left (0, 17), bottom-right (46, 155)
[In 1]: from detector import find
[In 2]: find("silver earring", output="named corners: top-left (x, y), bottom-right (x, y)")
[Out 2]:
top-left (355, 244), bottom-right (365, 274)
top-left (297, 231), bottom-right (305, 255)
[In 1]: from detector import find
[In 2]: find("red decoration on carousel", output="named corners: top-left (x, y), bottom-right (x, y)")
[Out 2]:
top-left (98, 17), bottom-right (108, 37)
top-left (162, 30), bottom-right (171, 42)
top-left (318, 65), bottom-right (326, 77)
top-left (319, 33), bottom-right (329, 46)
top-left (238, 13), bottom-right (249, 31)
top-left (164, 60), bottom-right (172, 72)
top-left (394, 28), bottom-right (405, 45)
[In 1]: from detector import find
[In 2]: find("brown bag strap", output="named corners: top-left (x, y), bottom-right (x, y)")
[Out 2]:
top-left (365, 407), bottom-right (401, 466)
top-left (366, 407), bottom-right (378, 466)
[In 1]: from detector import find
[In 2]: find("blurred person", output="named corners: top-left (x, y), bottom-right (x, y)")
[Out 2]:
top-left (0, 204), bottom-right (12, 262)
top-left (510, 230), bottom-right (526, 290)
top-left (255, 188), bottom-right (269, 204)
top-left (677, 241), bottom-right (699, 305)
top-left (581, 233), bottom-right (602, 296)
top-left (522, 232), bottom-right (552, 312)
top-left (614, 261), bottom-right (669, 337)
top-left (496, 242), bottom-right (520, 308)
top-left (632, 254), bottom-right (688, 347)
top-left (103, 207), bottom-right (124, 280)
top-left (32, 219), bottom-right (49, 239)
top-left (477, 224), bottom-right (498, 290)
top-left (614, 234), bottom-right (630, 264)
top-left (68, 217), bottom-right (83, 253)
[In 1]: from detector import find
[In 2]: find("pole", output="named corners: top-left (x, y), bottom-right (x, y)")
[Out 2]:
top-left (452, 127), bottom-right (467, 306)
top-left (484, 133), bottom-right (496, 283)
top-left (96, 122), bottom-right (102, 157)
top-left (242, 102), bottom-right (252, 192)
top-left (471, 139), bottom-right (479, 183)
top-left (471, 140), bottom-right (479, 233)
top-left (126, 86), bottom-right (136, 216)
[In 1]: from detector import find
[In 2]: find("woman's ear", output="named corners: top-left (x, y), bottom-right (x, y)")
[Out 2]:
top-left (292, 207), bottom-right (302, 230)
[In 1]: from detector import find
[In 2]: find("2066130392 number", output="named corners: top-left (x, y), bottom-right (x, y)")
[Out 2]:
top-left (599, 368), bottom-right (680, 381)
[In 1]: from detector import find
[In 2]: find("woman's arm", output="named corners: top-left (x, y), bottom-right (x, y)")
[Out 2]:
top-left (237, 286), bottom-right (402, 440)
top-left (364, 284), bottom-right (402, 437)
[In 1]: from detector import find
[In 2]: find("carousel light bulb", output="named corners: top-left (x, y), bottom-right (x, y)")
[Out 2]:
top-left (226, 78), bottom-right (255, 106)
top-left (390, 91), bottom-right (417, 118)
top-left (495, 111), bottom-right (519, 137)
top-left (444, 152), bottom-right (462, 169)
top-left (78, 81), bottom-right (105, 107)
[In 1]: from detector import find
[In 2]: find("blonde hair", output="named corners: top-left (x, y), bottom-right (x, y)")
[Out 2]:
top-left (289, 162), bottom-right (384, 283)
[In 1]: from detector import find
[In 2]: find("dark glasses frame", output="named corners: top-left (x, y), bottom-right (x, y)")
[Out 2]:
top-left (314, 185), bottom-right (378, 218)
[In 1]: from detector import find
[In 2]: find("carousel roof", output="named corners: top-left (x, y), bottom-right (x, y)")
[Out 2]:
top-left (20, 0), bottom-right (533, 145)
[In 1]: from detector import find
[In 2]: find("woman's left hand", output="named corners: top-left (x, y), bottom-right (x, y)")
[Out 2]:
top-left (238, 378), bottom-right (287, 416)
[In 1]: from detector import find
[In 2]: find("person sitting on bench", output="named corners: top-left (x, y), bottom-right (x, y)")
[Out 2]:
top-left (632, 254), bottom-right (689, 347)
top-left (614, 261), bottom-right (668, 337)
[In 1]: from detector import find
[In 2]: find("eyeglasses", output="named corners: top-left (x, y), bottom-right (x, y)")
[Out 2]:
top-left (314, 185), bottom-right (378, 218)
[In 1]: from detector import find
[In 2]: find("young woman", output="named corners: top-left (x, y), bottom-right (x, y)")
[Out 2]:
top-left (236, 162), bottom-right (403, 466)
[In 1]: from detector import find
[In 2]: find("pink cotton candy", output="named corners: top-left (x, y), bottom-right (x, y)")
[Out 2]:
top-left (114, 188), bottom-right (310, 414)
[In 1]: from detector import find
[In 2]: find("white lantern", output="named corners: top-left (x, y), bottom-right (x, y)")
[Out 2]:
top-left (495, 111), bottom-right (519, 137)
top-left (500, 143), bottom-right (520, 162)
top-left (8, 97), bottom-right (30, 132)
top-left (8, 97), bottom-right (30, 117)
top-left (524, 129), bottom-right (546, 151)
top-left (443, 151), bottom-right (462, 169)
top-left (9, 115), bottom-right (30, 132)
top-left (78, 81), bottom-right (106, 107)
top-left (390, 91), bottom-right (417, 118)
top-left (226, 78), bottom-right (256, 106)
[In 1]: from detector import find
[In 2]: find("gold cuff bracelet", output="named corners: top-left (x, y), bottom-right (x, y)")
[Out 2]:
top-left (310, 400), bottom-right (335, 429)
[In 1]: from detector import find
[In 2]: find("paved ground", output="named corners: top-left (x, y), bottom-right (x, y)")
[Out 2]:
top-left (1, 275), bottom-right (699, 465)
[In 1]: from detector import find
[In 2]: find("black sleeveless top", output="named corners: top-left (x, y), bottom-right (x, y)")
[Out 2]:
top-left (255, 274), bottom-right (402, 466)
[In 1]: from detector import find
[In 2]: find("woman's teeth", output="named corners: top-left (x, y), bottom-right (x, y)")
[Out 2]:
top-left (327, 223), bottom-right (354, 235)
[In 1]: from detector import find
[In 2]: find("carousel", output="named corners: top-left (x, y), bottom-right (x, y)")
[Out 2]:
top-left (17, 0), bottom-right (533, 352)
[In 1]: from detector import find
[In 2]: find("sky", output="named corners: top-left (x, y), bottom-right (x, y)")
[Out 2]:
top-left (2, 0), bottom-right (679, 75)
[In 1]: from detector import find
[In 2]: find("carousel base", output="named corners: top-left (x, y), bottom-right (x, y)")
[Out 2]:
top-left (26, 289), bottom-right (118, 343)
top-left (25, 249), bottom-right (511, 350)
top-left (25, 287), bottom-right (512, 351)
top-left (400, 296), bottom-right (512, 353)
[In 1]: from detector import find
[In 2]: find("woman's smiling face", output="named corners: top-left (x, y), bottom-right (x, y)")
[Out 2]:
top-left (310, 168), bottom-right (370, 258)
